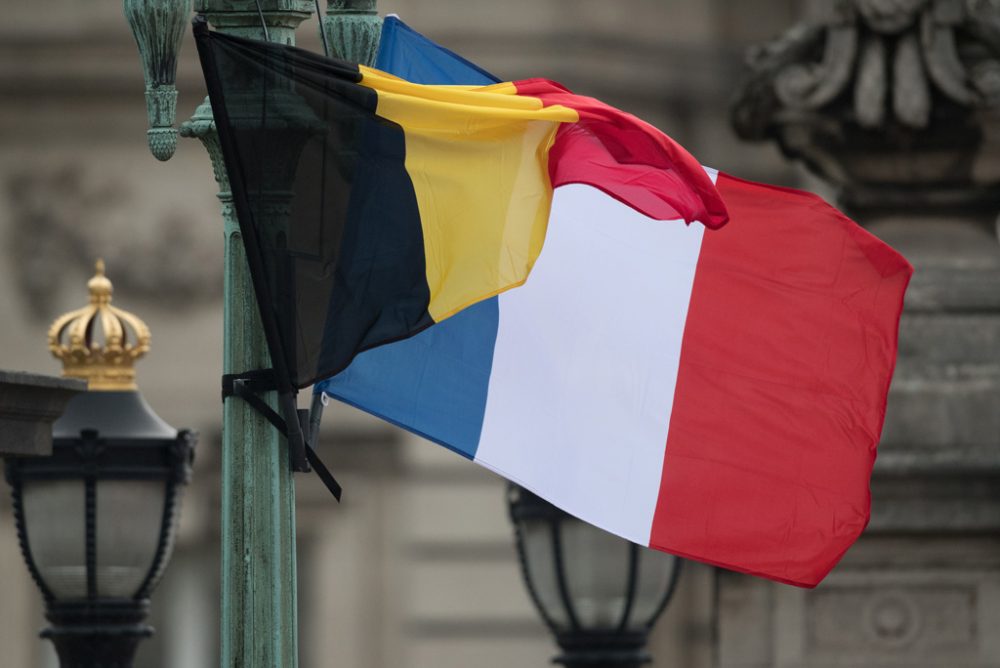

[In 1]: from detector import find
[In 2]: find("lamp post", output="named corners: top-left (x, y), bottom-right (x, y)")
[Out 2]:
top-left (508, 484), bottom-right (682, 668)
top-left (122, 1), bottom-right (381, 664)
top-left (4, 261), bottom-right (196, 668)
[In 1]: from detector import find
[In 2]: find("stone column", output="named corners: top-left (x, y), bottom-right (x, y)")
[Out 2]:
top-left (726, 2), bottom-right (1000, 666)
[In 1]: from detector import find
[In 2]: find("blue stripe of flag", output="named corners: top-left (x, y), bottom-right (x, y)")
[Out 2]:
top-left (315, 16), bottom-right (503, 459)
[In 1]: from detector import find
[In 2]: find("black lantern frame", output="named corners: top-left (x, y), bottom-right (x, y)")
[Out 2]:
top-left (508, 483), bottom-right (682, 668)
top-left (4, 390), bottom-right (195, 668)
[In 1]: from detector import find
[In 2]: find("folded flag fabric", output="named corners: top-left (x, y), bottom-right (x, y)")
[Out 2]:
top-left (317, 16), bottom-right (913, 588)
top-left (193, 21), bottom-right (726, 388)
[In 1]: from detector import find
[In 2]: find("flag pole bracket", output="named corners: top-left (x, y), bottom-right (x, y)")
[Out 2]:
top-left (222, 370), bottom-right (342, 501)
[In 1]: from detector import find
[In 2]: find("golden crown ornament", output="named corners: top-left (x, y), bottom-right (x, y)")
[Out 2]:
top-left (47, 260), bottom-right (151, 391)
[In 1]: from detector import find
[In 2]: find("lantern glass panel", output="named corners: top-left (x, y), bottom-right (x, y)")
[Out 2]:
top-left (627, 548), bottom-right (679, 628)
top-left (22, 480), bottom-right (87, 599)
top-left (521, 519), bottom-right (570, 629)
top-left (96, 480), bottom-right (167, 598)
top-left (561, 519), bottom-right (631, 630)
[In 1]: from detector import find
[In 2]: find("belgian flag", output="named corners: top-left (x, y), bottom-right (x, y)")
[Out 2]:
top-left (193, 20), bottom-right (726, 390)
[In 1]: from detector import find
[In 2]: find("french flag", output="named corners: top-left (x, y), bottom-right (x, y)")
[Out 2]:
top-left (317, 17), bottom-right (912, 588)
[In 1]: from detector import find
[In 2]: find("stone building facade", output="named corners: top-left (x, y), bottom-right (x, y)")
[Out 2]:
top-left (0, 1), bottom-right (996, 667)
top-left (723, 2), bottom-right (1000, 666)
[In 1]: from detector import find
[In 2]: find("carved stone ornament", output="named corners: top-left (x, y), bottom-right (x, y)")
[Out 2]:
top-left (731, 0), bottom-right (1000, 208)
top-left (4, 165), bottom-right (222, 319)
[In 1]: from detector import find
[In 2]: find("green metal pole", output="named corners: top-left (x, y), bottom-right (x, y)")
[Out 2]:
top-left (177, 3), bottom-right (381, 666)
top-left (127, 0), bottom-right (381, 664)
top-left (322, 0), bottom-right (382, 64)
top-left (180, 4), bottom-right (310, 666)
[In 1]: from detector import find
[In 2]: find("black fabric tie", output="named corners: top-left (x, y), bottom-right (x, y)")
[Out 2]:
top-left (222, 370), bottom-right (342, 501)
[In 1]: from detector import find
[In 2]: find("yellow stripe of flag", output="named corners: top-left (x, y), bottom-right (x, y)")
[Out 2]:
top-left (360, 68), bottom-right (579, 321)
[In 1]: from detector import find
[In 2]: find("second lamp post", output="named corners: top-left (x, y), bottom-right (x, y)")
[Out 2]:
top-left (5, 261), bottom-right (195, 668)
top-left (508, 484), bottom-right (683, 667)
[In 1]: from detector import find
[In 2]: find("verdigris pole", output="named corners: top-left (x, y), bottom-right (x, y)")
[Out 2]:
top-left (322, 0), bottom-right (382, 64)
top-left (179, 2), bottom-right (311, 665)
top-left (125, 0), bottom-right (381, 664)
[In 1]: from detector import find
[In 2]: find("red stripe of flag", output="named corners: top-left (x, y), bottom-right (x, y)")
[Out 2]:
top-left (649, 173), bottom-right (912, 587)
top-left (513, 78), bottom-right (729, 230)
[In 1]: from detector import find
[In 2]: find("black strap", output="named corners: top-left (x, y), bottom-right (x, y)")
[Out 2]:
top-left (305, 444), bottom-right (342, 501)
top-left (222, 370), bottom-right (342, 502)
top-left (222, 369), bottom-right (278, 400)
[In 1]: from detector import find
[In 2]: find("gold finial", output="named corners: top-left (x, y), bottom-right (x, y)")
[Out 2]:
top-left (87, 259), bottom-right (112, 302)
top-left (48, 260), bottom-right (151, 391)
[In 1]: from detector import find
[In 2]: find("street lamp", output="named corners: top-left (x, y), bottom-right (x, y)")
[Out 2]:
top-left (508, 484), bottom-right (682, 668)
top-left (4, 260), bottom-right (196, 668)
